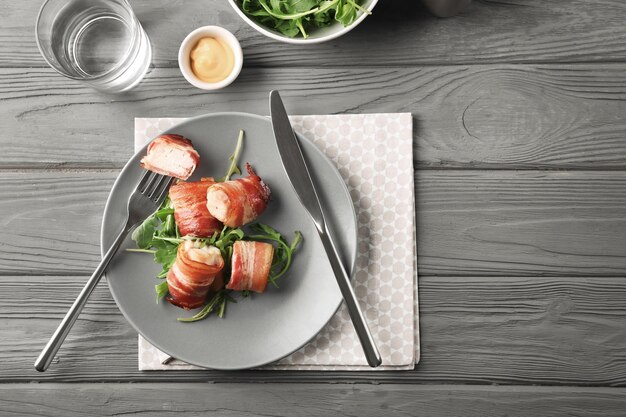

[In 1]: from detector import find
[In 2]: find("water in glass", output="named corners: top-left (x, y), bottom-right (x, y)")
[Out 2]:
top-left (37, 0), bottom-right (151, 93)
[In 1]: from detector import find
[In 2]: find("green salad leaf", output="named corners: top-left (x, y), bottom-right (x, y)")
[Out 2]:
top-left (238, 0), bottom-right (371, 39)
top-left (177, 290), bottom-right (236, 322)
top-left (131, 215), bottom-right (159, 249)
top-left (218, 130), bottom-right (244, 182)
top-left (130, 196), bottom-right (180, 279)
top-left (155, 281), bottom-right (169, 303)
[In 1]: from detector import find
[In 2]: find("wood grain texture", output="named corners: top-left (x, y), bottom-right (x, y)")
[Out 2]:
top-left (6, 275), bottom-right (626, 384)
top-left (2, 64), bottom-right (626, 169)
top-left (418, 170), bottom-right (626, 276)
top-left (0, 172), bottom-right (112, 275)
top-left (1, 171), bottom-right (625, 276)
top-left (2, 384), bottom-right (626, 416)
top-left (8, 0), bottom-right (626, 68)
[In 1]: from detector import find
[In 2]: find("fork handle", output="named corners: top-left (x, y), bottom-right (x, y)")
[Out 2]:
top-left (34, 224), bottom-right (133, 372)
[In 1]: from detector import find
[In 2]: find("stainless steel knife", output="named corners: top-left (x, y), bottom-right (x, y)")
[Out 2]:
top-left (269, 90), bottom-right (382, 368)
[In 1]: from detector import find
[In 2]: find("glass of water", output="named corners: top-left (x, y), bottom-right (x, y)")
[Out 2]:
top-left (36, 0), bottom-right (152, 93)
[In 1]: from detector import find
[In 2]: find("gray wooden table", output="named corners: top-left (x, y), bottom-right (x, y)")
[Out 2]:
top-left (2, 0), bottom-right (626, 415)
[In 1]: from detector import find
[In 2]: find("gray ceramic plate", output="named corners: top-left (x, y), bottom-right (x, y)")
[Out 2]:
top-left (101, 112), bottom-right (357, 370)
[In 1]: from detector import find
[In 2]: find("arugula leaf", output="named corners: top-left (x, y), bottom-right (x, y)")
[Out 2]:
top-left (259, 0), bottom-right (319, 19)
top-left (218, 130), bottom-right (244, 182)
top-left (154, 245), bottom-right (177, 271)
top-left (161, 213), bottom-right (176, 237)
top-left (154, 207), bottom-right (174, 220)
top-left (155, 281), bottom-right (169, 303)
top-left (214, 227), bottom-right (245, 261)
top-left (177, 290), bottom-right (233, 322)
top-left (334, 1), bottom-right (357, 26)
top-left (131, 215), bottom-right (159, 249)
top-left (131, 196), bottom-right (176, 249)
top-left (152, 235), bottom-right (184, 245)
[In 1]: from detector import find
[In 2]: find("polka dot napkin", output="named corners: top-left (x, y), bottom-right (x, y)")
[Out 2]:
top-left (135, 114), bottom-right (419, 370)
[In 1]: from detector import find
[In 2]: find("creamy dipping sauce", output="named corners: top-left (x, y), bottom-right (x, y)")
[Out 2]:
top-left (190, 37), bottom-right (234, 83)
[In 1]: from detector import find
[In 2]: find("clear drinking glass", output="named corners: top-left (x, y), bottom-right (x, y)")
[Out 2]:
top-left (36, 0), bottom-right (152, 93)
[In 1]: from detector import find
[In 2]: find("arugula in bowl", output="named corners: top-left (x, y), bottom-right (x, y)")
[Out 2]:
top-left (237, 0), bottom-right (372, 39)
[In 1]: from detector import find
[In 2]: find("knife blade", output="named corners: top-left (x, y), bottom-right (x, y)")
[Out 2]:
top-left (269, 90), bottom-right (382, 368)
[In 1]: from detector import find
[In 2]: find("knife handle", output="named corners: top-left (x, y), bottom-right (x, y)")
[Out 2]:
top-left (318, 227), bottom-right (382, 368)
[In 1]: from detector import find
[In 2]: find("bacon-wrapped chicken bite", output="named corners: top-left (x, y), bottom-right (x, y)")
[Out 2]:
top-left (140, 134), bottom-right (200, 180)
top-left (169, 178), bottom-right (222, 237)
top-left (226, 241), bottom-right (274, 293)
top-left (166, 241), bottom-right (224, 309)
top-left (206, 163), bottom-right (271, 227)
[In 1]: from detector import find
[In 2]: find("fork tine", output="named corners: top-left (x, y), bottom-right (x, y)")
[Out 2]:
top-left (135, 170), bottom-right (152, 193)
top-left (148, 175), bottom-right (171, 201)
top-left (139, 171), bottom-right (159, 194)
top-left (144, 173), bottom-right (165, 197)
top-left (153, 176), bottom-right (175, 203)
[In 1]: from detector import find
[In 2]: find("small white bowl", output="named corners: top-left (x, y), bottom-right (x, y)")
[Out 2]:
top-left (178, 26), bottom-right (243, 90)
top-left (228, 0), bottom-right (378, 45)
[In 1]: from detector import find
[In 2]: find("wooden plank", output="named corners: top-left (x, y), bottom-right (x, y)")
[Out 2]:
top-left (8, 0), bottom-right (626, 68)
top-left (418, 170), bottom-right (626, 276)
top-left (6, 275), bottom-right (626, 384)
top-left (1, 64), bottom-right (626, 169)
top-left (0, 172), bottom-right (114, 275)
top-left (1, 171), bottom-right (625, 276)
top-left (1, 384), bottom-right (626, 416)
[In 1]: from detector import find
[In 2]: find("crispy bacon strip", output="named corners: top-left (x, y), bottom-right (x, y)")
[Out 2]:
top-left (206, 163), bottom-right (271, 227)
top-left (226, 241), bottom-right (274, 293)
top-left (169, 178), bottom-right (222, 237)
top-left (166, 241), bottom-right (224, 309)
top-left (140, 134), bottom-right (200, 180)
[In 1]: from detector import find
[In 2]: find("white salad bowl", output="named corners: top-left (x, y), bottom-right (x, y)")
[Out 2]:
top-left (228, 0), bottom-right (378, 44)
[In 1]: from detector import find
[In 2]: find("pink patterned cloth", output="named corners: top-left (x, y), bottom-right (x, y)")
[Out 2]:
top-left (135, 114), bottom-right (418, 370)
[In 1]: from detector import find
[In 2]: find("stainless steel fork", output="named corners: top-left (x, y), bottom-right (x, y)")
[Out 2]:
top-left (34, 170), bottom-right (174, 372)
